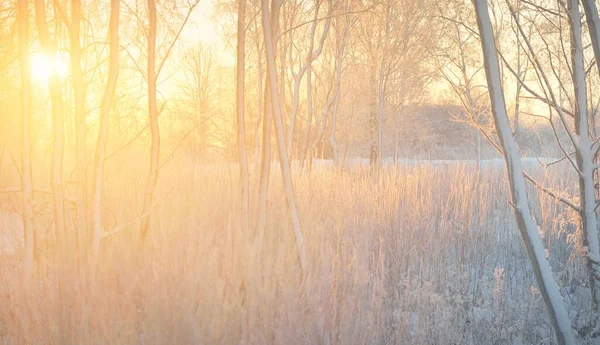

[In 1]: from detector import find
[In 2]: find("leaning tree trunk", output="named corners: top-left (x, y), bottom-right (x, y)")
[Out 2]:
top-left (236, 0), bottom-right (250, 232)
top-left (17, 0), bottom-right (34, 290)
top-left (90, 0), bottom-right (120, 284)
top-left (472, 1), bottom-right (575, 344)
top-left (140, 0), bottom-right (160, 243)
top-left (261, 0), bottom-right (308, 272)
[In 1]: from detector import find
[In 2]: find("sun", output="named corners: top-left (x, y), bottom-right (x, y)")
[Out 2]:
top-left (30, 52), bottom-right (68, 84)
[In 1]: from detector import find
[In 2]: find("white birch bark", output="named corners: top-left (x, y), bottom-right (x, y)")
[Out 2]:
top-left (287, 0), bottom-right (332, 155)
top-left (18, 0), bottom-right (34, 289)
top-left (90, 0), bottom-right (120, 282)
top-left (473, 1), bottom-right (575, 343)
top-left (140, 0), bottom-right (159, 243)
top-left (70, 0), bottom-right (88, 266)
top-left (236, 0), bottom-right (250, 232)
top-left (34, 0), bottom-right (67, 257)
top-left (262, 0), bottom-right (308, 272)
top-left (256, 0), bottom-right (281, 241)
top-left (579, 0), bottom-right (600, 313)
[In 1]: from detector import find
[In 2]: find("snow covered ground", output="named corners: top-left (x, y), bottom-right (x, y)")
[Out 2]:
top-left (310, 156), bottom-right (562, 168)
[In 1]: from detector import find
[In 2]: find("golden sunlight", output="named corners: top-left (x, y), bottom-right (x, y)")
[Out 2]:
top-left (29, 52), bottom-right (68, 84)
top-left (2, 0), bottom-right (598, 343)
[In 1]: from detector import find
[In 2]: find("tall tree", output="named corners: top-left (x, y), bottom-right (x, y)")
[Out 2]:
top-left (256, 0), bottom-right (281, 242)
top-left (569, 0), bottom-right (600, 316)
top-left (70, 0), bottom-right (88, 266)
top-left (139, 0), bottom-right (200, 243)
top-left (501, 1), bottom-right (600, 333)
top-left (579, 0), bottom-right (600, 316)
top-left (286, 0), bottom-right (333, 156)
top-left (472, 0), bottom-right (575, 343)
top-left (90, 0), bottom-right (120, 282)
top-left (34, 0), bottom-right (67, 257)
top-left (261, 0), bottom-right (307, 272)
top-left (237, 0), bottom-right (250, 231)
top-left (18, 0), bottom-right (34, 289)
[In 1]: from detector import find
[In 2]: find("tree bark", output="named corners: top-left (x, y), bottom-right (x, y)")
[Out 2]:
top-left (329, 6), bottom-right (352, 164)
top-left (236, 0), bottom-right (250, 232)
top-left (369, 62), bottom-right (378, 166)
top-left (90, 0), bottom-right (120, 282)
top-left (18, 0), bottom-right (34, 290)
top-left (579, 0), bottom-right (600, 314)
top-left (287, 0), bottom-right (332, 155)
top-left (256, 0), bottom-right (280, 240)
top-left (473, 1), bottom-right (575, 343)
top-left (34, 0), bottom-right (67, 258)
top-left (70, 0), bottom-right (88, 270)
top-left (140, 0), bottom-right (160, 243)
top-left (262, 0), bottom-right (308, 272)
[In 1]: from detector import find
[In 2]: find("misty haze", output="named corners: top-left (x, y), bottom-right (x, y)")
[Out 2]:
top-left (0, 0), bottom-right (600, 344)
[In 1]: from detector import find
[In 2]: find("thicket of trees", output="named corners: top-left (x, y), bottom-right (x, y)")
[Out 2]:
top-left (1, 0), bottom-right (600, 343)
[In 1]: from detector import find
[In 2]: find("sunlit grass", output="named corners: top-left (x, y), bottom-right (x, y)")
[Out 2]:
top-left (0, 153), bottom-right (585, 344)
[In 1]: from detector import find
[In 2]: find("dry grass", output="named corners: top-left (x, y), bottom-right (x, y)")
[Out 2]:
top-left (0, 153), bottom-right (591, 344)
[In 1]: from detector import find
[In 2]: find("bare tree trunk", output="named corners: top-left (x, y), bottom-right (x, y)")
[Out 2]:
top-left (300, 57), bottom-right (314, 167)
top-left (70, 0), bottom-right (88, 271)
top-left (254, 19), bottom-right (264, 167)
top-left (570, 0), bottom-right (600, 316)
top-left (329, 9), bottom-right (352, 164)
top-left (287, 0), bottom-right (333, 158)
top-left (582, 0), bottom-right (600, 76)
top-left (473, 1), bottom-right (575, 343)
top-left (34, 0), bottom-right (67, 258)
top-left (34, 2), bottom-right (69, 341)
top-left (256, 0), bottom-right (280, 239)
top-left (140, 0), bottom-right (160, 243)
top-left (369, 63), bottom-right (378, 166)
top-left (377, 56), bottom-right (385, 166)
top-left (90, 0), bottom-right (120, 283)
top-left (18, 0), bottom-right (34, 290)
top-left (580, 0), bottom-right (600, 315)
top-left (262, 0), bottom-right (308, 272)
top-left (236, 0), bottom-right (250, 232)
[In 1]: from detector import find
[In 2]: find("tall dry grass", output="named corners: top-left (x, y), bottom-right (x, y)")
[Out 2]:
top-left (0, 153), bottom-right (591, 344)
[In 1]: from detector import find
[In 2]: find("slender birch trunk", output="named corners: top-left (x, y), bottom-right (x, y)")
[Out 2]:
top-left (34, 0), bottom-right (66, 257)
top-left (253, 17), bottom-right (264, 167)
top-left (300, 56), bottom-right (314, 167)
top-left (473, 1), bottom-right (575, 343)
top-left (582, 0), bottom-right (600, 76)
top-left (140, 0), bottom-right (160, 243)
top-left (236, 0), bottom-right (249, 232)
top-left (256, 0), bottom-right (280, 239)
top-left (90, 0), bottom-right (120, 282)
top-left (329, 9), bottom-right (352, 164)
top-left (579, 0), bottom-right (600, 313)
top-left (369, 63), bottom-right (378, 166)
top-left (261, 0), bottom-right (308, 272)
top-left (293, 1), bottom-right (332, 157)
top-left (18, 0), bottom-right (34, 289)
top-left (70, 0), bottom-right (88, 269)
top-left (377, 55), bottom-right (385, 166)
